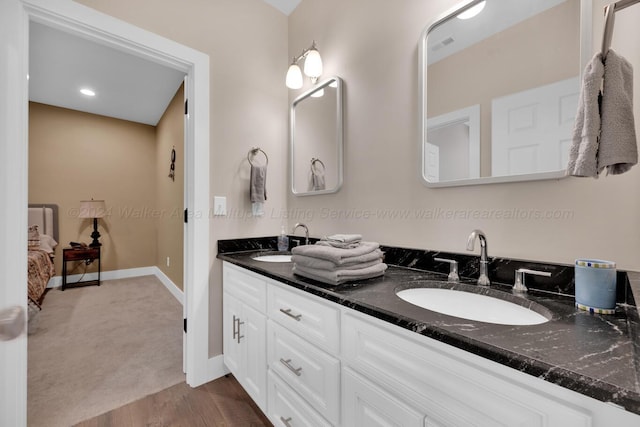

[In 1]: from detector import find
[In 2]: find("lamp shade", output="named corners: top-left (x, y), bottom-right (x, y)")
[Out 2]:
top-left (303, 48), bottom-right (323, 78)
top-left (286, 63), bottom-right (303, 89)
top-left (79, 200), bottom-right (107, 218)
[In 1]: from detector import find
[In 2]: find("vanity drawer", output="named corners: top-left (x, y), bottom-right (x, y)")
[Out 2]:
top-left (267, 283), bottom-right (340, 354)
top-left (342, 312), bottom-right (592, 427)
top-left (267, 370), bottom-right (333, 427)
top-left (223, 262), bottom-right (267, 313)
top-left (267, 320), bottom-right (340, 425)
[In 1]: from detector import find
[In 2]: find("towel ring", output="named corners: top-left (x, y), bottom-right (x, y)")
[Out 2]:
top-left (248, 147), bottom-right (268, 166)
top-left (310, 158), bottom-right (325, 174)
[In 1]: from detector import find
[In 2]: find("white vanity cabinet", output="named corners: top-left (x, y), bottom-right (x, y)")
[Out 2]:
top-left (222, 264), bottom-right (268, 411)
top-left (222, 262), bottom-right (640, 427)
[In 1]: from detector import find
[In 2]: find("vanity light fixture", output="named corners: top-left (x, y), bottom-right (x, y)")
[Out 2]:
top-left (80, 88), bottom-right (96, 97)
top-left (457, 1), bottom-right (486, 20)
top-left (286, 40), bottom-right (323, 89)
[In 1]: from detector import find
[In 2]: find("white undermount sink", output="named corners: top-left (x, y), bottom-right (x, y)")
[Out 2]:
top-left (396, 287), bottom-right (550, 325)
top-left (252, 254), bottom-right (292, 263)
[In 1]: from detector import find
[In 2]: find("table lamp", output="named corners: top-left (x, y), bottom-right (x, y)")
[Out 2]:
top-left (79, 199), bottom-right (106, 247)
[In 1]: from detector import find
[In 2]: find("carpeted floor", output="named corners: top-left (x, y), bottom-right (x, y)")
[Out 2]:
top-left (27, 275), bottom-right (185, 427)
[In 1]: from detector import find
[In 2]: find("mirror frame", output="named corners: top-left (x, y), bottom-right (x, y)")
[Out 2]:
top-left (290, 76), bottom-right (344, 196)
top-left (419, 0), bottom-right (592, 188)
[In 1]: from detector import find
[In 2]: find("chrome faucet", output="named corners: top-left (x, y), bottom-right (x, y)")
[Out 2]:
top-left (293, 223), bottom-right (309, 245)
top-left (466, 229), bottom-right (490, 286)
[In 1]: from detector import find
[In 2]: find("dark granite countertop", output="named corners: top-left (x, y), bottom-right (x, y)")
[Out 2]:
top-left (218, 245), bottom-right (640, 416)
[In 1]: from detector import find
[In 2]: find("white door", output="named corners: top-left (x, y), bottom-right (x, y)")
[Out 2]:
top-left (0, 0), bottom-right (29, 425)
top-left (491, 77), bottom-right (579, 176)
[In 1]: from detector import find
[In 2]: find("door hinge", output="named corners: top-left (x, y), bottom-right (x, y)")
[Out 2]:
top-left (184, 208), bottom-right (188, 224)
top-left (184, 99), bottom-right (188, 115)
top-left (183, 318), bottom-right (187, 333)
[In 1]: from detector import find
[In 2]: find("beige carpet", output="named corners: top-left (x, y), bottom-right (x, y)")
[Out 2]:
top-left (27, 275), bottom-right (185, 427)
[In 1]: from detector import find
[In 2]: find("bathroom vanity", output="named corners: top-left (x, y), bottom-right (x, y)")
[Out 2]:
top-left (218, 239), bottom-right (640, 426)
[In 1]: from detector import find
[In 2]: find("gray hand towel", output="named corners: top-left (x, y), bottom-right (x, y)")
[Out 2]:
top-left (292, 251), bottom-right (383, 271)
top-left (311, 169), bottom-right (325, 191)
top-left (292, 263), bottom-right (387, 285)
top-left (291, 241), bottom-right (380, 265)
top-left (598, 50), bottom-right (638, 175)
top-left (567, 52), bottom-right (605, 177)
top-left (250, 165), bottom-right (267, 203)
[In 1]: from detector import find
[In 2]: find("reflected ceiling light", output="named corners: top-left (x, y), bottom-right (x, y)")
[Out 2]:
top-left (80, 88), bottom-right (96, 97)
top-left (457, 1), bottom-right (486, 19)
top-left (286, 40), bottom-right (323, 89)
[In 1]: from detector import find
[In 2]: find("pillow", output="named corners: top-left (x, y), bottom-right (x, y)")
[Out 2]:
top-left (28, 225), bottom-right (40, 248)
top-left (39, 234), bottom-right (58, 254)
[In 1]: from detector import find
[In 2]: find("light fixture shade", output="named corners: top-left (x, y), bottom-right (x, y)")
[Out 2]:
top-left (303, 49), bottom-right (323, 78)
top-left (286, 63), bottom-right (303, 89)
top-left (79, 199), bottom-right (107, 218)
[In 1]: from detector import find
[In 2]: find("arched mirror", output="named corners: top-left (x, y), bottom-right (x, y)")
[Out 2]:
top-left (420, 0), bottom-right (592, 187)
top-left (290, 76), bottom-right (343, 196)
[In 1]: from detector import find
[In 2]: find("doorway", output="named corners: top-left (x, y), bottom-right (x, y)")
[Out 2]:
top-left (0, 1), bottom-right (211, 425)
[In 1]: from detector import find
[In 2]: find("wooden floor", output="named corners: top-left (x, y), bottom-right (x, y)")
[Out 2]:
top-left (75, 375), bottom-right (273, 427)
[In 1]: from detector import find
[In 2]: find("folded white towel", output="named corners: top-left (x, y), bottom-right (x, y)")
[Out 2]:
top-left (316, 240), bottom-right (361, 249)
top-left (291, 241), bottom-right (379, 265)
top-left (292, 263), bottom-right (387, 285)
top-left (322, 234), bottom-right (362, 243)
top-left (567, 52), bottom-right (605, 177)
top-left (598, 49), bottom-right (638, 175)
top-left (292, 252), bottom-right (383, 272)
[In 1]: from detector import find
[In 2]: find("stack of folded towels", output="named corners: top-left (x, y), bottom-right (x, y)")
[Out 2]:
top-left (291, 234), bottom-right (387, 286)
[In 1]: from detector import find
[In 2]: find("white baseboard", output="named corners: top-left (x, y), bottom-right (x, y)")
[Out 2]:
top-left (208, 354), bottom-right (230, 381)
top-left (48, 266), bottom-right (184, 306)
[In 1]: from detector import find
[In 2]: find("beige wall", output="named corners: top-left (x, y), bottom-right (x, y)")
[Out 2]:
top-left (156, 84), bottom-right (185, 289)
top-left (69, 0), bottom-right (640, 361)
top-left (29, 102), bottom-right (157, 274)
top-left (74, 0), bottom-right (289, 356)
top-left (287, 0), bottom-right (640, 271)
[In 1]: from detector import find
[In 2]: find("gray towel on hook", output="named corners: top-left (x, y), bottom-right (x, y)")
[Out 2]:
top-left (567, 52), bottom-right (604, 177)
top-left (598, 49), bottom-right (637, 175)
top-left (250, 165), bottom-right (267, 203)
top-left (311, 170), bottom-right (325, 191)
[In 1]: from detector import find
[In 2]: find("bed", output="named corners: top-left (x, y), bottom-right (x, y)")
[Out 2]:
top-left (28, 204), bottom-right (59, 308)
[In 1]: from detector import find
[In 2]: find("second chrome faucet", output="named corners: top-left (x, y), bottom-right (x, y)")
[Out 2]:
top-left (466, 229), bottom-right (490, 286)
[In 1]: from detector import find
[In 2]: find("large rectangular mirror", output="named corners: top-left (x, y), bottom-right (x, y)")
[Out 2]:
top-left (291, 76), bottom-right (343, 196)
top-left (420, 0), bottom-right (592, 187)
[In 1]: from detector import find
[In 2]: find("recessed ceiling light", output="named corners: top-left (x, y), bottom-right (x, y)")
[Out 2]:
top-left (457, 1), bottom-right (486, 20)
top-left (80, 88), bottom-right (96, 97)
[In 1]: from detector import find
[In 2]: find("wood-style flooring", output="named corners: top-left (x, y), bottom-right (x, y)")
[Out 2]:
top-left (75, 374), bottom-right (273, 427)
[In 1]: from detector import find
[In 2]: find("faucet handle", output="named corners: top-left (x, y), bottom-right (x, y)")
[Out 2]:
top-left (434, 258), bottom-right (459, 283)
top-left (513, 268), bottom-right (551, 293)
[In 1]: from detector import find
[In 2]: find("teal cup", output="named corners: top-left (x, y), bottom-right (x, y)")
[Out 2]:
top-left (574, 259), bottom-right (617, 313)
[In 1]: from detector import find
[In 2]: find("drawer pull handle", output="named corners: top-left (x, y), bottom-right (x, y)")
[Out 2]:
top-left (233, 315), bottom-right (244, 343)
top-left (279, 308), bottom-right (302, 321)
top-left (280, 416), bottom-right (293, 427)
top-left (280, 358), bottom-right (302, 376)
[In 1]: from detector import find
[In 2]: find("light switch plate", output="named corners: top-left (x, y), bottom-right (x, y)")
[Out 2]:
top-left (213, 196), bottom-right (226, 216)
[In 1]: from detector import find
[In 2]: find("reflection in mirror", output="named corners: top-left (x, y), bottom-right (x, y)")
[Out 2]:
top-left (420, 0), bottom-right (591, 187)
top-left (291, 76), bottom-right (343, 196)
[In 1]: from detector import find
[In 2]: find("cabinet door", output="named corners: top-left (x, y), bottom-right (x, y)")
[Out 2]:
top-left (241, 304), bottom-right (267, 411)
top-left (342, 367), bottom-right (425, 427)
top-left (223, 291), bottom-right (243, 376)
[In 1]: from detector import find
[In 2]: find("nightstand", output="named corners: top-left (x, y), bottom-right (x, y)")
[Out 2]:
top-left (62, 246), bottom-right (101, 290)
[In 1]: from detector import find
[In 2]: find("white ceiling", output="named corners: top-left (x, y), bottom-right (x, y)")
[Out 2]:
top-left (263, 0), bottom-right (301, 15)
top-left (29, 22), bottom-right (186, 126)
top-left (28, 0), bottom-right (301, 126)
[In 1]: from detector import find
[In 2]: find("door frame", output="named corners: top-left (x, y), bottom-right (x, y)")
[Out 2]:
top-left (1, 1), bottom-right (211, 425)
